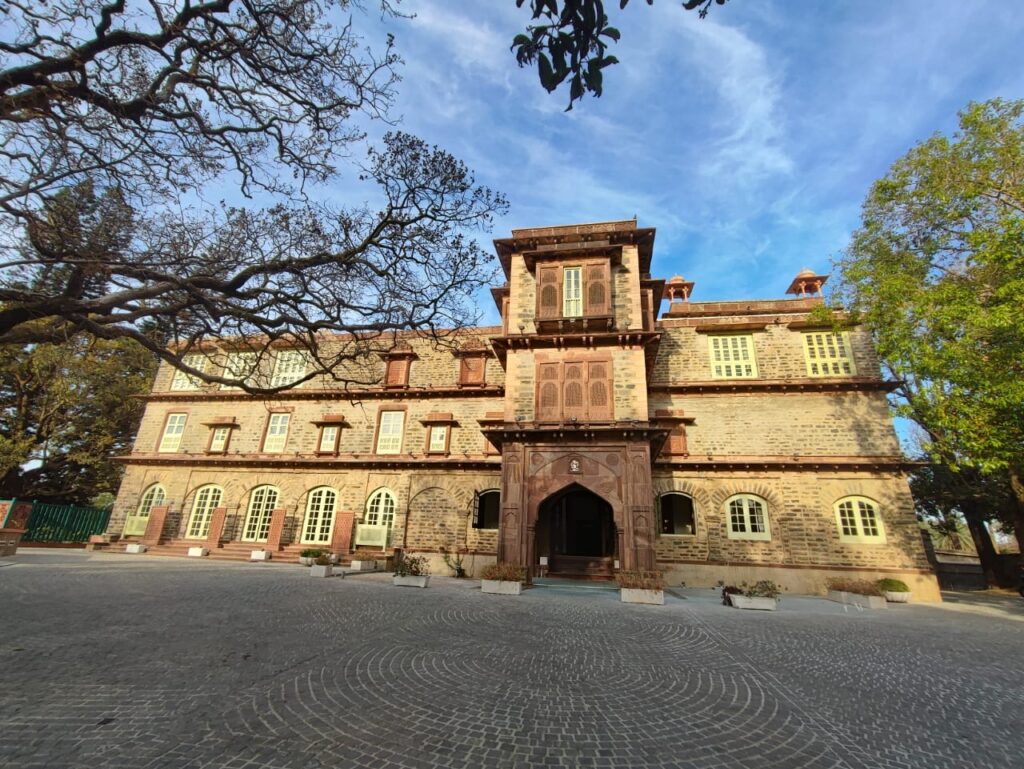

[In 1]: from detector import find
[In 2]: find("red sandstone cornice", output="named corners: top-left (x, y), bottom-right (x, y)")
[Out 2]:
top-left (654, 455), bottom-right (922, 472)
top-left (116, 453), bottom-right (502, 470)
top-left (660, 297), bottom-right (824, 319)
top-left (139, 385), bottom-right (506, 402)
top-left (647, 378), bottom-right (899, 395)
top-left (493, 220), bottom-right (655, 277)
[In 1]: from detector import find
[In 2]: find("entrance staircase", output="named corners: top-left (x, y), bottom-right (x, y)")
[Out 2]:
top-left (90, 536), bottom-right (393, 566)
top-left (547, 554), bottom-right (615, 581)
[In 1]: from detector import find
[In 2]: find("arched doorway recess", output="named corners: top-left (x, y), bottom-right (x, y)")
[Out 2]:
top-left (536, 484), bottom-right (616, 578)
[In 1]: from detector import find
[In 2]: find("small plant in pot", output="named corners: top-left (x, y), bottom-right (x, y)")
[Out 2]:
top-left (393, 554), bottom-right (430, 588)
top-left (309, 554), bottom-right (334, 578)
top-left (617, 570), bottom-right (666, 605)
top-left (877, 578), bottom-right (911, 603)
top-left (439, 545), bottom-right (468, 578)
top-left (728, 580), bottom-right (780, 611)
top-left (299, 548), bottom-right (324, 567)
top-left (825, 577), bottom-right (887, 609)
top-left (480, 562), bottom-right (526, 595)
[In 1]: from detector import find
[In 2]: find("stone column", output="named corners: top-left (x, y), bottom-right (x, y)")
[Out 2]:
top-left (330, 511), bottom-right (355, 555)
top-left (205, 507), bottom-right (228, 549)
top-left (264, 508), bottom-right (288, 551)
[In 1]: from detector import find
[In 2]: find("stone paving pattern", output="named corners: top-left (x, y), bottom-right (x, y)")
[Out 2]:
top-left (0, 551), bottom-right (1021, 769)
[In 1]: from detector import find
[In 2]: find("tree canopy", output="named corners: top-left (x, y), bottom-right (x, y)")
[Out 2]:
top-left (0, 1), bottom-right (506, 392)
top-left (513, 0), bottom-right (728, 109)
top-left (834, 98), bottom-right (1024, 556)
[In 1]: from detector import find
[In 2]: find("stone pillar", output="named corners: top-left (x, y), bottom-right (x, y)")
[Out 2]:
top-left (265, 508), bottom-right (288, 551)
top-left (205, 507), bottom-right (228, 549)
top-left (142, 506), bottom-right (170, 546)
top-left (624, 444), bottom-right (656, 571)
top-left (330, 511), bottom-right (355, 555)
top-left (497, 444), bottom-right (526, 570)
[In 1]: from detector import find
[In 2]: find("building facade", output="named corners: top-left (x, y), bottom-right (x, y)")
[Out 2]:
top-left (106, 220), bottom-right (941, 600)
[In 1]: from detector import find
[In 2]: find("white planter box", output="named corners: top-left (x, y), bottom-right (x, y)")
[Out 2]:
top-left (350, 559), bottom-right (378, 570)
top-left (481, 579), bottom-right (522, 595)
top-left (124, 543), bottom-right (147, 554)
top-left (298, 556), bottom-right (314, 566)
top-left (310, 564), bottom-right (334, 578)
top-left (250, 550), bottom-right (271, 561)
top-left (187, 547), bottom-right (208, 558)
top-left (883, 591), bottom-right (911, 603)
top-left (827, 590), bottom-right (887, 609)
top-left (730, 595), bottom-right (778, 611)
top-left (620, 588), bottom-right (664, 605)
top-left (393, 575), bottom-right (429, 588)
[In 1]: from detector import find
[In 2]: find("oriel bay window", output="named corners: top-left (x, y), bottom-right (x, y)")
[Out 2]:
top-left (536, 359), bottom-right (612, 423)
top-left (536, 260), bottom-right (611, 321)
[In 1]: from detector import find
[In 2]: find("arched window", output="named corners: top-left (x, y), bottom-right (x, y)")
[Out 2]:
top-left (473, 490), bottom-right (500, 530)
top-left (185, 485), bottom-right (223, 539)
top-left (242, 485), bottom-right (280, 542)
top-left (365, 488), bottom-right (397, 540)
top-left (725, 494), bottom-right (771, 541)
top-left (124, 484), bottom-right (166, 536)
top-left (302, 487), bottom-right (337, 545)
top-left (835, 496), bottom-right (885, 543)
top-left (659, 493), bottom-right (695, 535)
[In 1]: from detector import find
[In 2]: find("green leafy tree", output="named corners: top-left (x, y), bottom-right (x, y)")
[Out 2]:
top-left (512, 0), bottom-right (728, 110)
top-left (834, 98), bottom-right (1024, 564)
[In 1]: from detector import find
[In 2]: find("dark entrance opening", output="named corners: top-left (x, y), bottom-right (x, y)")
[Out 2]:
top-left (536, 485), bottom-right (616, 579)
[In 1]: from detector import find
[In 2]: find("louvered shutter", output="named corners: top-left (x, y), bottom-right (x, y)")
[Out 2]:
top-left (563, 362), bottom-right (586, 422)
top-left (584, 262), bottom-right (610, 316)
top-left (587, 361), bottom-right (612, 421)
top-left (537, 265), bottom-right (561, 319)
top-left (536, 363), bottom-right (561, 422)
top-left (460, 356), bottom-right (485, 386)
top-left (385, 358), bottom-right (408, 387)
top-left (667, 424), bottom-right (688, 455)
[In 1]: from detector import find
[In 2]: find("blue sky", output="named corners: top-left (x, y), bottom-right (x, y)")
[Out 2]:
top-left (332, 0), bottom-right (1024, 324)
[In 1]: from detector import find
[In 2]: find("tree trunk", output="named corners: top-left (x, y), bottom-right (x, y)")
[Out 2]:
top-left (961, 502), bottom-right (1004, 588)
top-left (1007, 466), bottom-right (1024, 555)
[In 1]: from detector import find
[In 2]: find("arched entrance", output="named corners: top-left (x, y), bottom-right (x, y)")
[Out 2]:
top-left (535, 484), bottom-right (616, 578)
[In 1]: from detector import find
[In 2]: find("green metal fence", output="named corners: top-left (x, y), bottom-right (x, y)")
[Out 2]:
top-left (22, 502), bottom-right (112, 543)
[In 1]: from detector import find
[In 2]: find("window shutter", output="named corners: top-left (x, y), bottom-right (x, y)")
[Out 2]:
top-left (584, 263), bottom-right (609, 316)
top-left (460, 356), bottom-right (485, 386)
top-left (537, 363), bottom-right (561, 421)
top-left (667, 424), bottom-right (688, 455)
top-left (563, 362), bottom-right (586, 421)
top-left (472, 492), bottom-right (482, 529)
top-left (586, 361), bottom-right (612, 421)
top-left (385, 358), bottom-right (409, 387)
top-left (537, 265), bottom-right (561, 319)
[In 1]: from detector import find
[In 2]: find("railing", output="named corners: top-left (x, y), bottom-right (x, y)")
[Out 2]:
top-left (22, 502), bottom-right (112, 543)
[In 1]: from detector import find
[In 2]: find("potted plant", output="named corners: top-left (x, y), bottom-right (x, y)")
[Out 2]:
top-left (310, 554), bottom-right (334, 578)
top-left (825, 578), bottom-right (887, 609)
top-left (480, 562), bottom-right (526, 595)
top-left (298, 548), bottom-right (324, 566)
top-left (617, 570), bottom-right (665, 605)
top-left (877, 578), bottom-right (911, 603)
top-left (728, 580), bottom-right (780, 611)
top-left (720, 584), bottom-right (743, 606)
top-left (393, 554), bottom-right (430, 588)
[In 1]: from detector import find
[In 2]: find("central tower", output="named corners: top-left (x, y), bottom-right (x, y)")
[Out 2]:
top-left (484, 220), bottom-right (668, 578)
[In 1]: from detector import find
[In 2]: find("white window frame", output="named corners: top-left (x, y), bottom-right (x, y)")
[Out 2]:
top-left (803, 332), bottom-right (857, 377)
top-left (364, 488), bottom-right (397, 536)
top-left (834, 496), bottom-right (886, 543)
top-left (158, 413), bottom-right (188, 453)
top-left (170, 354), bottom-right (207, 391)
top-left (270, 349), bottom-right (308, 388)
top-left (318, 425), bottom-right (340, 454)
top-left (262, 413), bottom-right (290, 453)
top-left (427, 425), bottom-right (448, 453)
top-left (376, 411), bottom-right (405, 454)
top-left (242, 485), bottom-right (280, 542)
top-left (208, 427), bottom-right (230, 453)
top-left (137, 484), bottom-right (166, 518)
top-left (725, 494), bottom-right (771, 541)
top-left (185, 485), bottom-right (223, 539)
top-left (221, 351), bottom-right (258, 390)
top-left (302, 487), bottom-right (337, 544)
top-left (708, 335), bottom-right (758, 379)
top-left (563, 266), bottom-right (582, 317)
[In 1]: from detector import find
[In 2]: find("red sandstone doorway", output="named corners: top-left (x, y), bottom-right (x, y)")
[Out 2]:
top-left (535, 484), bottom-right (616, 579)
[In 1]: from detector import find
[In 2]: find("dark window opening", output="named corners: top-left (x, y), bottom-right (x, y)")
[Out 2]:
top-left (474, 490), bottom-right (500, 529)
top-left (660, 494), bottom-right (695, 535)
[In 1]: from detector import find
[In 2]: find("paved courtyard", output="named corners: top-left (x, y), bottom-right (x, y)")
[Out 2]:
top-left (0, 550), bottom-right (1021, 769)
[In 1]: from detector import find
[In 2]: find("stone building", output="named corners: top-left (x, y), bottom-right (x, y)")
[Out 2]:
top-left (105, 219), bottom-right (941, 600)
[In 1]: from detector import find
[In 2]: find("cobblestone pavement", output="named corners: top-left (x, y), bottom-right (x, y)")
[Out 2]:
top-left (1, 550), bottom-right (1021, 769)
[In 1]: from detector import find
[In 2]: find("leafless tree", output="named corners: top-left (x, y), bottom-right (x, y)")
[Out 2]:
top-left (0, 1), bottom-right (507, 392)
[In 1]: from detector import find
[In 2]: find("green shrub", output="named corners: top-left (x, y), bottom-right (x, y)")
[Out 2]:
top-left (616, 570), bottom-right (665, 590)
top-left (394, 554), bottom-right (429, 577)
top-left (877, 578), bottom-right (910, 593)
top-left (300, 548), bottom-right (324, 558)
top-left (743, 580), bottom-right (781, 599)
top-left (313, 554), bottom-right (331, 566)
top-left (480, 562), bottom-right (526, 582)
